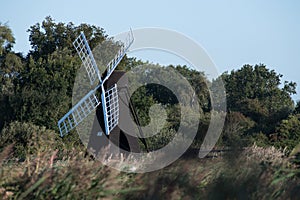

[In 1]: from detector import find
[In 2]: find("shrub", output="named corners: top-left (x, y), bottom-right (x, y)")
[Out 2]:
top-left (271, 114), bottom-right (300, 152)
top-left (0, 121), bottom-right (64, 159)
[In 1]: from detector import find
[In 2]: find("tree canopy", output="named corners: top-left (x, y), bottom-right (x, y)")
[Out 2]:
top-left (222, 64), bottom-right (296, 134)
top-left (0, 23), bottom-right (15, 55)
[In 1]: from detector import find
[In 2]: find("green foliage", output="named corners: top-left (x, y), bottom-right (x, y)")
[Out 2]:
top-left (118, 57), bottom-right (146, 72)
top-left (0, 24), bottom-right (22, 130)
top-left (249, 132), bottom-right (270, 147)
top-left (1, 52), bottom-right (23, 76)
top-left (28, 16), bottom-right (107, 60)
top-left (295, 101), bottom-right (300, 114)
top-left (0, 23), bottom-right (15, 55)
top-left (145, 128), bottom-right (177, 151)
top-left (290, 142), bottom-right (300, 168)
top-left (12, 51), bottom-right (78, 130)
top-left (130, 85), bottom-right (156, 126)
top-left (271, 114), bottom-right (300, 152)
top-left (219, 111), bottom-right (255, 147)
top-left (0, 53), bottom-right (23, 130)
top-left (0, 121), bottom-right (63, 159)
top-left (223, 64), bottom-right (296, 134)
top-left (172, 65), bottom-right (210, 111)
top-left (128, 64), bottom-right (207, 150)
top-left (0, 76), bottom-right (15, 130)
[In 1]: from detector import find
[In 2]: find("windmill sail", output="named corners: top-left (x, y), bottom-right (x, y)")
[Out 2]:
top-left (105, 29), bottom-right (134, 81)
top-left (58, 90), bottom-right (101, 137)
top-left (73, 32), bottom-right (101, 85)
top-left (58, 29), bottom-right (134, 137)
top-left (101, 84), bottom-right (119, 135)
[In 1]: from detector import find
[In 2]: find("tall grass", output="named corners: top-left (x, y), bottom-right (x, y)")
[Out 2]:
top-left (0, 121), bottom-right (299, 199)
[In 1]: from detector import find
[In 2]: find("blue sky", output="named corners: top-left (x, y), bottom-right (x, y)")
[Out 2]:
top-left (1, 0), bottom-right (300, 100)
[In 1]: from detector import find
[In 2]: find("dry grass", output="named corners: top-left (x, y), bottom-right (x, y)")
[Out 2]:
top-left (0, 139), bottom-right (299, 199)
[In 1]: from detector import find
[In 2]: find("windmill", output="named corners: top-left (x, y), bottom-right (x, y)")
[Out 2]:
top-left (57, 30), bottom-right (134, 138)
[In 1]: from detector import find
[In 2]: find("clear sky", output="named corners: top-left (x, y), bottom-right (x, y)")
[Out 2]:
top-left (1, 0), bottom-right (300, 100)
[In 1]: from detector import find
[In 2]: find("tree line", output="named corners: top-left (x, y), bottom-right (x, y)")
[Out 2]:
top-left (0, 16), bottom-right (300, 153)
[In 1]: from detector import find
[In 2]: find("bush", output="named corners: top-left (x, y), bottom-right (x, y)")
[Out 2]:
top-left (0, 121), bottom-right (64, 159)
top-left (219, 112), bottom-right (255, 147)
top-left (271, 114), bottom-right (300, 152)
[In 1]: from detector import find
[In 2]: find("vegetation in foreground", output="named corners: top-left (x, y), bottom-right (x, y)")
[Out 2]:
top-left (0, 126), bottom-right (300, 199)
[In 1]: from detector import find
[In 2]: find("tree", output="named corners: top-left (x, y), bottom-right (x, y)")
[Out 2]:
top-left (172, 65), bottom-right (210, 111)
top-left (271, 114), bottom-right (300, 151)
top-left (9, 17), bottom-right (110, 130)
top-left (12, 52), bottom-right (76, 130)
top-left (295, 101), bottom-right (300, 114)
top-left (220, 111), bottom-right (255, 147)
top-left (222, 64), bottom-right (296, 134)
top-left (27, 16), bottom-right (107, 60)
top-left (0, 24), bottom-right (22, 131)
top-left (0, 23), bottom-right (15, 55)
